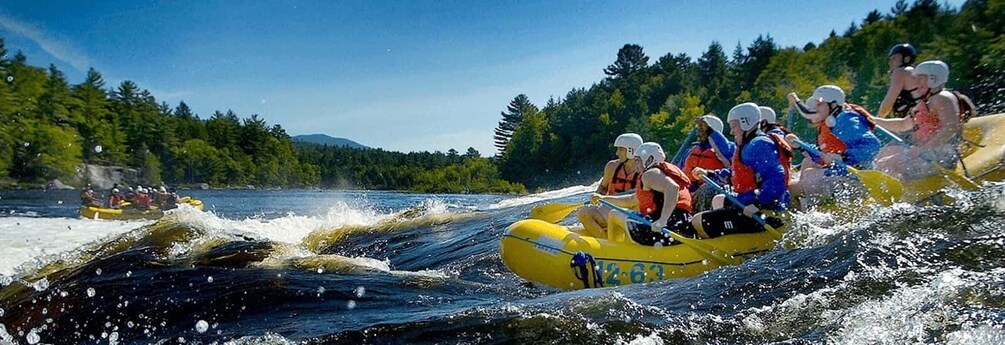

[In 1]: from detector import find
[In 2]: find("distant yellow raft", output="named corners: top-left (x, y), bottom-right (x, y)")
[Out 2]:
top-left (500, 217), bottom-right (782, 290)
top-left (902, 113), bottom-right (1005, 203)
top-left (79, 196), bottom-right (204, 220)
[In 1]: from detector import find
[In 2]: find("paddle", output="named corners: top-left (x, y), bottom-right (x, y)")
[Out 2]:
top-left (873, 125), bottom-right (980, 189)
top-left (671, 128), bottom-right (697, 166)
top-left (530, 188), bottom-right (636, 223)
top-left (793, 139), bottom-right (903, 205)
top-left (700, 176), bottom-right (783, 240)
top-left (597, 199), bottom-right (740, 266)
top-left (529, 201), bottom-right (588, 223)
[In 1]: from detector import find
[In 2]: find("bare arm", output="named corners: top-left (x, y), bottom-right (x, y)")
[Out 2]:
top-left (872, 115), bottom-right (915, 133)
top-left (596, 161), bottom-right (617, 194)
top-left (642, 169), bottom-right (679, 228)
top-left (878, 69), bottom-right (908, 118)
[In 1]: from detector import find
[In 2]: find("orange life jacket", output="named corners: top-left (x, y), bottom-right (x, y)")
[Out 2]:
top-left (732, 133), bottom-right (793, 194)
top-left (636, 161), bottom-right (693, 217)
top-left (682, 145), bottom-right (727, 186)
top-left (606, 160), bottom-right (638, 195)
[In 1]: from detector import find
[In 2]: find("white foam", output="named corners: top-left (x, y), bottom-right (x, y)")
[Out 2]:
top-left (619, 332), bottom-right (665, 345)
top-left (487, 182), bottom-right (598, 209)
top-left (167, 200), bottom-right (385, 244)
top-left (828, 269), bottom-right (975, 344)
top-left (0, 217), bottom-right (149, 276)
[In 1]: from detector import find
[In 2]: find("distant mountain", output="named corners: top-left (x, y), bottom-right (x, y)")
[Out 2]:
top-left (293, 134), bottom-right (368, 149)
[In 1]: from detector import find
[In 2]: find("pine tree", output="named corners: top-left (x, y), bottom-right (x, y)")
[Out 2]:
top-left (493, 94), bottom-right (538, 156)
top-left (604, 44), bottom-right (649, 79)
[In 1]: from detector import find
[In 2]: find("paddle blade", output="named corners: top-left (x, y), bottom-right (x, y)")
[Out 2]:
top-left (849, 167), bottom-right (904, 205)
top-left (529, 202), bottom-right (585, 223)
top-left (931, 163), bottom-right (981, 190)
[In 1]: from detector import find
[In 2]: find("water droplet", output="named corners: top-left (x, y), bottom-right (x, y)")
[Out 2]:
top-left (347, 300), bottom-right (356, 310)
top-left (109, 332), bottom-right (119, 344)
top-left (354, 286), bottom-right (365, 298)
top-left (127, 321), bottom-right (134, 328)
top-left (87, 287), bottom-right (96, 297)
top-left (32, 278), bottom-right (49, 291)
top-left (41, 308), bottom-right (47, 315)
top-left (22, 142), bottom-right (29, 147)
top-left (95, 268), bottom-right (102, 275)
top-left (207, 276), bottom-right (214, 283)
top-left (5, 76), bottom-right (12, 83)
top-left (125, 271), bottom-right (132, 278)
top-left (0, 308), bottom-right (4, 317)
top-left (94, 145), bottom-right (103, 153)
top-left (317, 286), bottom-right (325, 295)
top-left (316, 267), bottom-right (324, 274)
top-left (195, 320), bottom-right (209, 333)
top-left (26, 329), bottom-right (40, 344)
top-left (59, 290), bottom-right (68, 297)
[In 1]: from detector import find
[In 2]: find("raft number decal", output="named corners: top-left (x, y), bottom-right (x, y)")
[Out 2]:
top-left (577, 260), bottom-right (667, 286)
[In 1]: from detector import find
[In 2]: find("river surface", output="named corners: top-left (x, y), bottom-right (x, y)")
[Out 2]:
top-left (1, 185), bottom-right (1004, 344)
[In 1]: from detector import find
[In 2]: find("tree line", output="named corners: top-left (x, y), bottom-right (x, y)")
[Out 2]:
top-left (494, 0), bottom-right (1005, 190)
top-left (0, 36), bottom-right (524, 193)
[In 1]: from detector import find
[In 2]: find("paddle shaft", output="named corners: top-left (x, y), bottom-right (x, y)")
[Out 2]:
top-left (699, 176), bottom-right (767, 227)
top-left (671, 128), bottom-right (697, 165)
top-left (597, 199), bottom-right (739, 265)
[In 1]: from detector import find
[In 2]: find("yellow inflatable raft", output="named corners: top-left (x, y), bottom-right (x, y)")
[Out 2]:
top-left (79, 196), bottom-right (204, 220)
top-left (500, 216), bottom-right (782, 290)
top-left (901, 112), bottom-right (1005, 203)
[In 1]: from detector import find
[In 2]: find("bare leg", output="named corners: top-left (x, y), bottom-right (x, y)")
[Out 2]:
top-left (576, 205), bottom-right (608, 238)
top-left (711, 195), bottom-right (725, 210)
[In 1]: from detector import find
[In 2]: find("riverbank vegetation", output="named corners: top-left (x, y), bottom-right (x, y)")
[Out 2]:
top-left (0, 36), bottom-right (524, 194)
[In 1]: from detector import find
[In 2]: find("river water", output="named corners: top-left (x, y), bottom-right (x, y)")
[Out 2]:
top-left (1, 185), bottom-right (1004, 344)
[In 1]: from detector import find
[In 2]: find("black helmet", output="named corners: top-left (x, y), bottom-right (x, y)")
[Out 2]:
top-left (888, 43), bottom-right (918, 67)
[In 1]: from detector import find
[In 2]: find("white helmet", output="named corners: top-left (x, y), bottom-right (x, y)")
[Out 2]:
top-left (759, 106), bottom-right (777, 124)
top-left (698, 114), bottom-right (724, 133)
top-left (112, 188), bottom-right (120, 193)
top-left (727, 102), bottom-right (762, 132)
top-left (805, 85), bottom-right (846, 110)
top-left (913, 60), bottom-right (949, 89)
top-left (613, 133), bottom-right (644, 156)
top-left (633, 142), bottom-right (666, 169)
top-left (160, 186), bottom-right (167, 193)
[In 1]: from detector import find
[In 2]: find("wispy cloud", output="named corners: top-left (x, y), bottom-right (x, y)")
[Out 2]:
top-left (0, 11), bottom-right (92, 72)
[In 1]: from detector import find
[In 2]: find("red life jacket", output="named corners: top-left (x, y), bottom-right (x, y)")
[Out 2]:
top-left (682, 145), bottom-right (727, 186)
top-left (911, 92), bottom-right (966, 144)
top-left (108, 194), bottom-right (123, 206)
top-left (606, 160), bottom-right (638, 195)
top-left (636, 161), bottom-right (693, 217)
top-left (911, 100), bottom-right (940, 145)
top-left (136, 193), bottom-right (150, 206)
top-left (732, 133), bottom-right (793, 194)
top-left (817, 104), bottom-right (875, 156)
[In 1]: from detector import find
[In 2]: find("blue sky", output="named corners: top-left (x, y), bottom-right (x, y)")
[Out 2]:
top-left (0, 0), bottom-right (965, 155)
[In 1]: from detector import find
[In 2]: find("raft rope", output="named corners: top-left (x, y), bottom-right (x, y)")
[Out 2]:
top-left (570, 252), bottom-right (603, 289)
